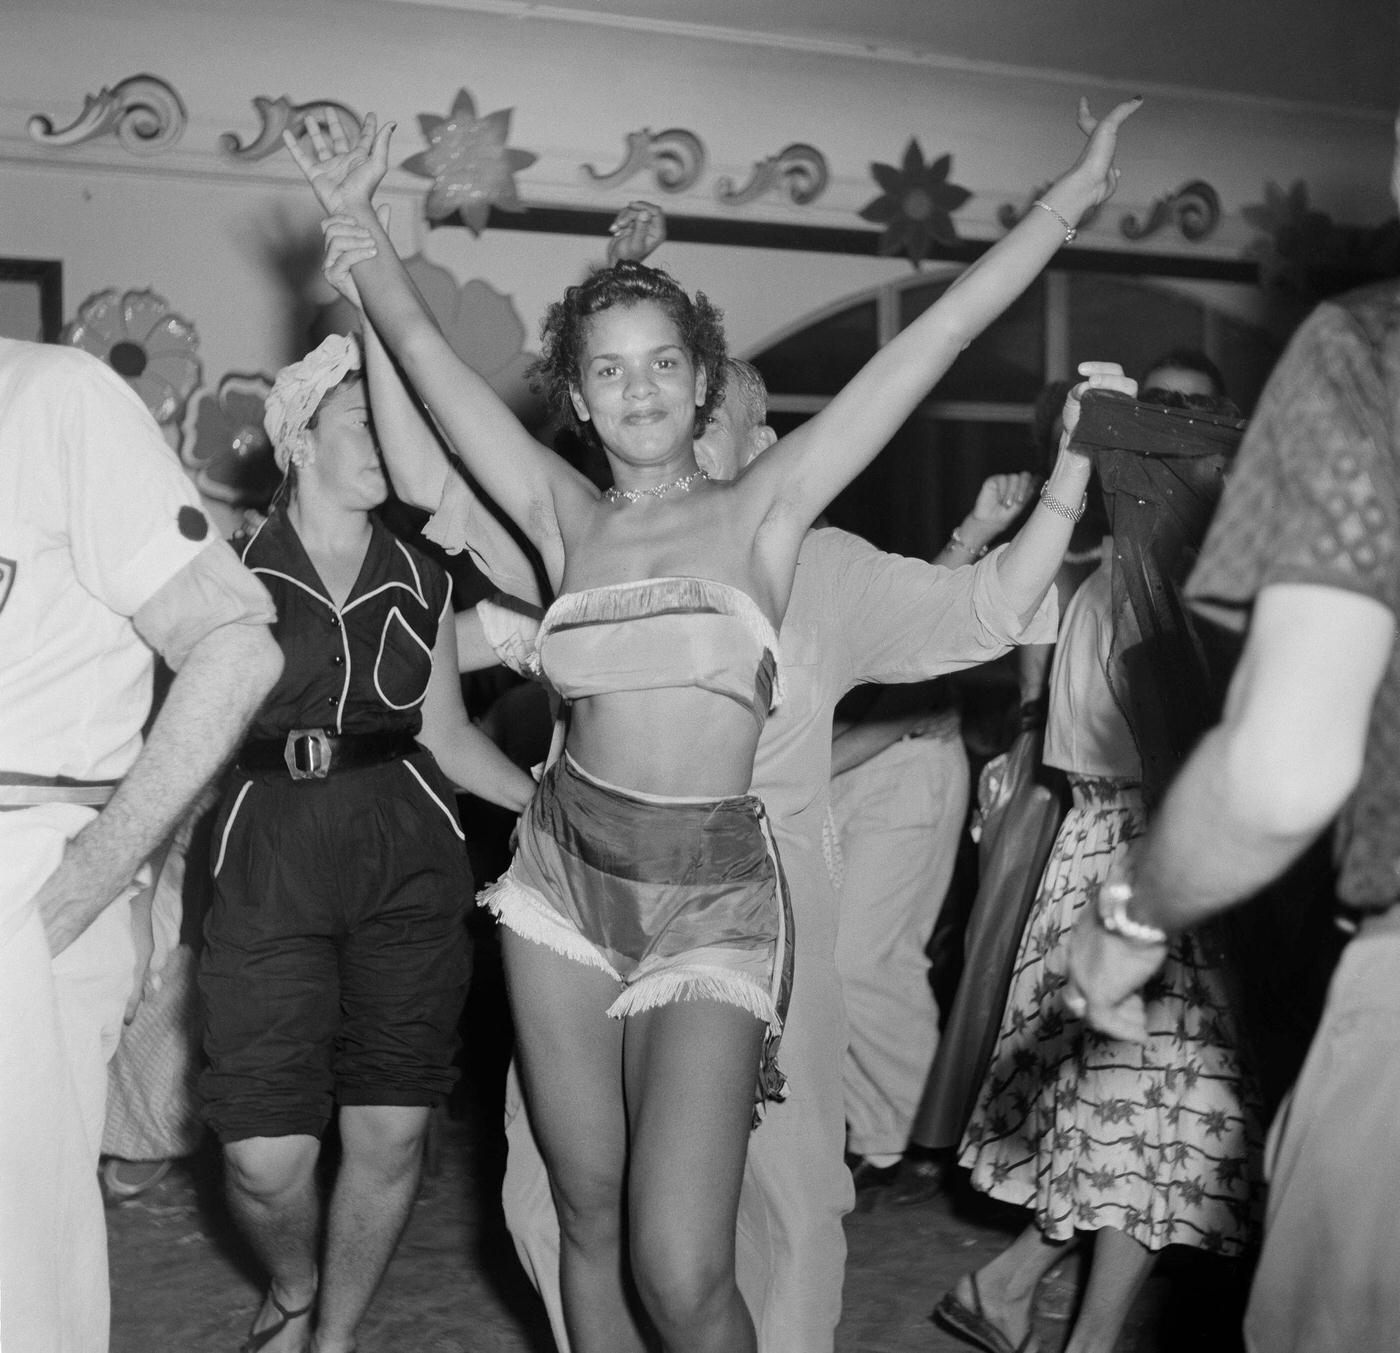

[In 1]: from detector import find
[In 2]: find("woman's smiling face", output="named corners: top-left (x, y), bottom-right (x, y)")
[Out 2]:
top-left (570, 300), bottom-right (707, 471)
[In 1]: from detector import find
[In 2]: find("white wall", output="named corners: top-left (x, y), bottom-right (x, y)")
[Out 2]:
top-left (0, 0), bottom-right (1391, 392)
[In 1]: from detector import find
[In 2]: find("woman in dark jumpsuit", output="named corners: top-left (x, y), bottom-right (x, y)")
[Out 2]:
top-left (199, 334), bottom-right (534, 1353)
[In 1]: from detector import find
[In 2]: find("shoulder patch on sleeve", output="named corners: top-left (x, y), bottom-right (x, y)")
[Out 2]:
top-left (177, 505), bottom-right (210, 541)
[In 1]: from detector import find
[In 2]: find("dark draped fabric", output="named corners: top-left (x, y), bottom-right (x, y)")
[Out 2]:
top-left (1070, 388), bottom-right (1247, 809)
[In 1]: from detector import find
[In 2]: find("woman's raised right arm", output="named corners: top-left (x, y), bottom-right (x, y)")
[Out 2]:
top-left (284, 113), bottom-right (592, 577)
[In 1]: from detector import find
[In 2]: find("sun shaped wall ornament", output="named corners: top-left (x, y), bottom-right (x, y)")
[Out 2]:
top-left (181, 372), bottom-right (281, 508)
top-left (858, 139), bottom-right (972, 267)
top-left (62, 288), bottom-right (201, 430)
top-left (400, 88), bottom-right (538, 234)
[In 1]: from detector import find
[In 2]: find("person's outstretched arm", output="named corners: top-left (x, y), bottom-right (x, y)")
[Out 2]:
top-left (989, 363), bottom-right (1131, 623)
top-left (285, 113), bottom-right (595, 586)
top-left (1065, 582), bottom-right (1392, 1042)
top-left (318, 214), bottom-right (543, 596)
top-left (417, 606), bottom-right (536, 811)
top-left (36, 612), bottom-right (282, 954)
top-left (741, 97), bottom-right (1140, 535)
top-left (932, 472), bottom-right (1038, 566)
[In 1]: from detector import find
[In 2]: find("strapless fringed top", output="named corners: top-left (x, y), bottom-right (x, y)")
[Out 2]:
top-left (537, 576), bottom-right (783, 728)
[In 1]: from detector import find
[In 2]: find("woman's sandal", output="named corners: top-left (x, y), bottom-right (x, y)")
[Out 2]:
top-left (932, 1271), bottom-right (1037, 1353)
top-left (239, 1287), bottom-right (316, 1353)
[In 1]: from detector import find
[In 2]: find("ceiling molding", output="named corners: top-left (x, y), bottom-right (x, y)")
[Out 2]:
top-left (378, 0), bottom-right (1393, 123)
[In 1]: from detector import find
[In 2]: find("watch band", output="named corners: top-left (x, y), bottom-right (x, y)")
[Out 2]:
top-left (1096, 878), bottom-right (1169, 946)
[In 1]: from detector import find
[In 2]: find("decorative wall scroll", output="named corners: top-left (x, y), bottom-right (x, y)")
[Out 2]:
top-left (63, 288), bottom-right (201, 429)
top-left (402, 89), bottom-right (537, 234)
top-left (998, 184), bottom-right (1103, 235)
top-left (1120, 180), bottom-right (1221, 243)
top-left (716, 143), bottom-right (828, 208)
top-left (582, 128), bottom-right (706, 195)
top-left (858, 140), bottom-right (971, 267)
top-left (220, 95), bottom-right (362, 162)
top-left (28, 74), bottom-right (186, 156)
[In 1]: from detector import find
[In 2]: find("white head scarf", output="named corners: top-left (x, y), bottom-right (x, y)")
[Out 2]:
top-left (264, 332), bottom-right (363, 471)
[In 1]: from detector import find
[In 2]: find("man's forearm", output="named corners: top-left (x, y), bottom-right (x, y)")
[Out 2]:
top-left (35, 623), bottom-right (282, 953)
top-left (831, 713), bottom-right (927, 777)
top-left (1130, 722), bottom-right (1323, 934)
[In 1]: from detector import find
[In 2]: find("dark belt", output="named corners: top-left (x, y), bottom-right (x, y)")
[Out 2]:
top-left (0, 771), bottom-right (120, 810)
top-left (237, 729), bottom-right (419, 781)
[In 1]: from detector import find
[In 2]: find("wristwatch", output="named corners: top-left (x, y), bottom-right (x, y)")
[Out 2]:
top-left (1095, 878), bottom-right (1169, 946)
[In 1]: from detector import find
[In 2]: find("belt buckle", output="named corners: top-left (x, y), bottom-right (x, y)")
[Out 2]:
top-left (284, 728), bottom-right (332, 780)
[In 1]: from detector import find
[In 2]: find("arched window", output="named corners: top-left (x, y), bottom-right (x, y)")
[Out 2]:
top-left (749, 269), bottom-right (1275, 560)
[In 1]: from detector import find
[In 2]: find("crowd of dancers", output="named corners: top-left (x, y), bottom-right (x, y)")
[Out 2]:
top-left (4, 89), bottom-right (1398, 1353)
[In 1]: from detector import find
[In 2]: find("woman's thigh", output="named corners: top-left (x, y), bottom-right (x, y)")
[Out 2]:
top-left (500, 928), bottom-right (630, 1220)
top-left (623, 1000), bottom-right (765, 1263)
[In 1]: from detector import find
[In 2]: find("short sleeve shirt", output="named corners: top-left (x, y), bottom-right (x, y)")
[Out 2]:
top-left (238, 505), bottom-right (451, 740)
top-left (1187, 282), bottom-right (1400, 907)
top-left (0, 339), bottom-right (222, 780)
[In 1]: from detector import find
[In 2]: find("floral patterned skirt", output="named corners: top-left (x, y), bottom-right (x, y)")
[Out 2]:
top-left (959, 777), bottom-right (1263, 1254)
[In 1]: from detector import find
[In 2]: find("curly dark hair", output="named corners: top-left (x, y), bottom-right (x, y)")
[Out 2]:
top-left (530, 260), bottom-right (727, 451)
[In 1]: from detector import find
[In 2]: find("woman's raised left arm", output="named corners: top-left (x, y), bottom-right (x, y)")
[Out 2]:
top-left (741, 97), bottom-right (1141, 535)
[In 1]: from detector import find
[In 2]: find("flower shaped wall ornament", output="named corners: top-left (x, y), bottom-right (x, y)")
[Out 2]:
top-left (311, 253), bottom-right (547, 428)
top-left (859, 140), bottom-right (972, 267)
top-left (400, 89), bottom-right (538, 234)
top-left (62, 288), bottom-right (201, 428)
top-left (181, 372), bottom-right (280, 508)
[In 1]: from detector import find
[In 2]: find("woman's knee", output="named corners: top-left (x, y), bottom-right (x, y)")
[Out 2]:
top-left (630, 1229), bottom-right (737, 1333)
top-left (223, 1133), bottom-right (320, 1200)
top-left (338, 1104), bottom-right (432, 1176)
top-left (552, 1166), bottom-right (627, 1252)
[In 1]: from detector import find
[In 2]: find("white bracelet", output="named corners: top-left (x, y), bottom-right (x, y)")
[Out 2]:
top-left (947, 527), bottom-right (989, 559)
top-left (1039, 484), bottom-right (1087, 521)
top-left (1096, 879), bottom-right (1169, 946)
top-left (1032, 198), bottom-right (1077, 243)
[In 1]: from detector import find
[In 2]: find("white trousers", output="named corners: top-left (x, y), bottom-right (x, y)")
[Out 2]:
top-left (0, 808), bottom-right (135, 1353)
top-left (830, 730), bottom-right (969, 1158)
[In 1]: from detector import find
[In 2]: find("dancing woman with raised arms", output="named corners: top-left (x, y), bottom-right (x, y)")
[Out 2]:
top-left (285, 94), bottom-right (1139, 1353)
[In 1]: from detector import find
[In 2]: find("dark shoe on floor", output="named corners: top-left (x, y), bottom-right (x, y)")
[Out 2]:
top-left (887, 1151), bottom-right (949, 1206)
top-left (932, 1272), bottom-right (1037, 1353)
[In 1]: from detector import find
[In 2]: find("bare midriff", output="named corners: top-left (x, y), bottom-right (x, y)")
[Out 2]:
top-left (564, 686), bottom-right (762, 798)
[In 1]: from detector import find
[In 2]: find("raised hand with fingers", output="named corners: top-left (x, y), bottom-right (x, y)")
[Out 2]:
top-left (606, 200), bottom-right (667, 266)
top-left (968, 471), bottom-right (1039, 535)
top-left (1065, 96), bottom-right (1142, 209)
top-left (283, 109), bottom-right (393, 217)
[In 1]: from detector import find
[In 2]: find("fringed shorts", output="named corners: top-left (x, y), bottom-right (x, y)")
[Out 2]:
top-left (479, 752), bottom-right (793, 1117)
